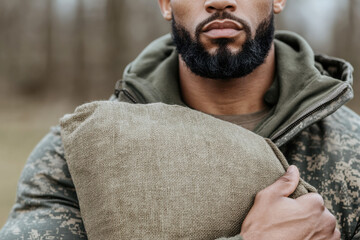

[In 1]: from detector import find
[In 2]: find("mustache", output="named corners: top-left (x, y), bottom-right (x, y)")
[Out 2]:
top-left (195, 12), bottom-right (251, 40)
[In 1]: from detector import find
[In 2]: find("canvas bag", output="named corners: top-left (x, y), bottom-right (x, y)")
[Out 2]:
top-left (60, 101), bottom-right (315, 240)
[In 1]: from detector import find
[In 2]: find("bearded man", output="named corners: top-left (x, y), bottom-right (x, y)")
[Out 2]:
top-left (1, 0), bottom-right (359, 239)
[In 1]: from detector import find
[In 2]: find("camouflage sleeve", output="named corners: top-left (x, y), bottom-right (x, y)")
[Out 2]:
top-left (353, 223), bottom-right (360, 239)
top-left (0, 127), bottom-right (87, 239)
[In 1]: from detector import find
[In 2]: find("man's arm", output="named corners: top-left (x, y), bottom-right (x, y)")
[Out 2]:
top-left (0, 127), bottom-right (87, 239)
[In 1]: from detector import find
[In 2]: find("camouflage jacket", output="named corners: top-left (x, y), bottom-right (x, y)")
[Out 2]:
top-left (1, 31), bottom-right (360, 240)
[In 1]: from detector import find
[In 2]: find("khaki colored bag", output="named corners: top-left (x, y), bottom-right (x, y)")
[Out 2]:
top-left (60, 101), bottom-right (315, 240)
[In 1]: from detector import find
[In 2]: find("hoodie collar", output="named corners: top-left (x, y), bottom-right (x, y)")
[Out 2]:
top-left (120, 34), bottom-right (185, 106)
top-left (255, 31), bottom-right (353, 145)
top-left (118, 31), bottom-right (354, 145)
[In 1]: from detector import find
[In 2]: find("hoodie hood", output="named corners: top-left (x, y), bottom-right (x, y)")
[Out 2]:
top-left (116, 31), bottom-right (354, 146)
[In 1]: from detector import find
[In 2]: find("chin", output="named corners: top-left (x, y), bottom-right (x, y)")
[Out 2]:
top-left (204, 38), bottom-right (244, 53)
top-left (206, 45), bottom-right (242, 56)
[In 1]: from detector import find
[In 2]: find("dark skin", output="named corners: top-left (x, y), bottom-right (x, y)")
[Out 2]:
top-left (158, 0), bottom-right (341, 239)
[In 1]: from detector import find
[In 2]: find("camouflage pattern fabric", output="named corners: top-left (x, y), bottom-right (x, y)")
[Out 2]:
top-left (0, 127), bottom-right (87, 239)
top-left (280, 107), bottom-right (360, 240)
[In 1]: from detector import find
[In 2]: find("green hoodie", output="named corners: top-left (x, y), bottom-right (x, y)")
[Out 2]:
top-left (1, 31), bottom-right (359, 240)
top-left (114, 31), bottom-right (353, 146)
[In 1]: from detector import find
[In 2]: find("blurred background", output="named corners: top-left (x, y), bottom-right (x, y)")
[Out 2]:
top-left (0, 0), bottom-right (359, 227)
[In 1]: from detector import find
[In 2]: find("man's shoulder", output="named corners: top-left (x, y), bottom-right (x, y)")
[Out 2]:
top-left (288, 106), bottom-right (360, 154)
top-left (0, 125), bottom-right (87, 239)
top-left (323, 106), bottom-right (360, 139)
top-left (12, 125), bottom-right (76, 206)
top-left (25, 126), bottom-right (65, 166)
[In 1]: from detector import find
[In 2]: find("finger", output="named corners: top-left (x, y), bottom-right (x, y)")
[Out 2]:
top-left (265, 165), bottom-right (300, 198)
top-left (322, 208), bottom-right (338, 233)
top-left (296, 192), bottom-right (325, 209)
top-left (331, 228), bottom-right (341, 240)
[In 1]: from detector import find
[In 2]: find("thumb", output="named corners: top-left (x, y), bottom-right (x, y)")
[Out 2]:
top-left (266, 165), bottom-right (300, 198)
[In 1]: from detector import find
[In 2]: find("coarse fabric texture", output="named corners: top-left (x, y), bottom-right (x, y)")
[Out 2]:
top-left (60, 101), bottom-right (315, 240)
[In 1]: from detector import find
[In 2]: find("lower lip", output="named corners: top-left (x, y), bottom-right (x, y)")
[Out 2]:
top-left (203, 29), bottom-right (241, 39)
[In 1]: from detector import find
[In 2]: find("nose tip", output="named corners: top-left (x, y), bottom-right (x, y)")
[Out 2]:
top-left (205, 0), bottom-right (237, 13)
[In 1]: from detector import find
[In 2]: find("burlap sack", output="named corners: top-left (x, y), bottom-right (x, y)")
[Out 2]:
top-left (60, 101), bottom-right (315, 240)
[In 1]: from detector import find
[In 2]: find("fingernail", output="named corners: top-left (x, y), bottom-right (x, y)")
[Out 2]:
top-left (287, 165), bottom-right (295, 173)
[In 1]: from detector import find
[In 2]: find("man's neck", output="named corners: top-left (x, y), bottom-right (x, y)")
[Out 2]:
top-left (179, 44), bottom-right (276, 115)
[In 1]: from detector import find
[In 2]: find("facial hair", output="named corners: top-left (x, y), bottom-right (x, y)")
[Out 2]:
top-left (171, 11), bottom-right (275, 80)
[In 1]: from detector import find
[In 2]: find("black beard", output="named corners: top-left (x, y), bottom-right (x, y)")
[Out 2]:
top-left (171, 11), bottom-right (275, 79)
